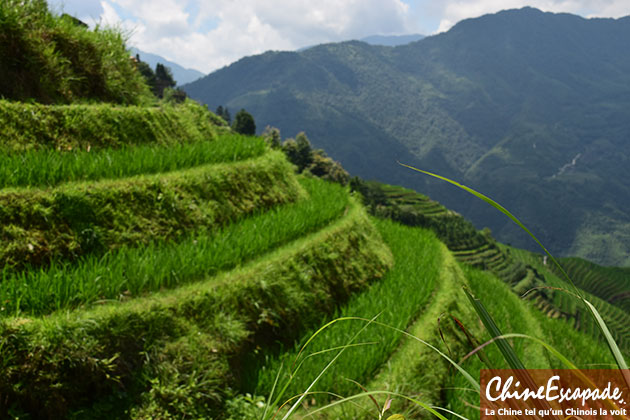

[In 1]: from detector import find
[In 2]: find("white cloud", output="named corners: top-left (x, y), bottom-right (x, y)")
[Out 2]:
top-left (91, 0), bottom-right (414, 73)
top-left (100, 1), bottom-right (121, 25)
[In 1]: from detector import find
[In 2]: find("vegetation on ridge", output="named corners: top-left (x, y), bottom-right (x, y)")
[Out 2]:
top-left (0, 0), bottom-right (151, 104)
top-left (0, 99), bottom-right (226, 152)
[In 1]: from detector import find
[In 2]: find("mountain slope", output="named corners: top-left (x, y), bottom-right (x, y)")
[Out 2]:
top-left (182, 7), bottom-right (630, 265)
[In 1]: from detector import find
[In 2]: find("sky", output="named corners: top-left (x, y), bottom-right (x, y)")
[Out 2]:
top-left (47, 0), bottom-right (630, 75)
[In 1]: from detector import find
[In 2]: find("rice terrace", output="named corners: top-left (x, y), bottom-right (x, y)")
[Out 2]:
top-left (1, 1), bottom-right (630, 419)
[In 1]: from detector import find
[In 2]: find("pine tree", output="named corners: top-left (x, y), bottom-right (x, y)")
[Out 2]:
top-left (232, 109), bottom-right (256, 135)
top-left (154, 63), bottom-right (176, 98)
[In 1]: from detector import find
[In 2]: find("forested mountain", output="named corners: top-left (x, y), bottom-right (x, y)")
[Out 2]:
top-left (182, 7), bottom-right (630, 266)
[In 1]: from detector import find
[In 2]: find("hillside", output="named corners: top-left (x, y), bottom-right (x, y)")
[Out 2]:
top-left (2, 3), bottom-right (630, 419)
top-left (182, 7), bottom-right (630, 266)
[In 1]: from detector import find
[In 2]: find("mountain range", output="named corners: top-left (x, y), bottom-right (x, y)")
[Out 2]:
top-left (182, 7), bottom-right (630, 266)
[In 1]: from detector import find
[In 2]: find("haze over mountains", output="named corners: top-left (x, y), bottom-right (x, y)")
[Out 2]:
top-left (182, 7), bottom-right (630, 266)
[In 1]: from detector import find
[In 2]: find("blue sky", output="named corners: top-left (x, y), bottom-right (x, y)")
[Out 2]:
top-left (47, 0), bottom-right (629, 74)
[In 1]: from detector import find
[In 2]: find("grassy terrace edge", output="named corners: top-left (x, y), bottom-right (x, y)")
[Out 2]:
top-left (0, 99), bottom-right (226, 151)
top-left (0, 151), bottom-right (304, 269)
top-left (0, 177), bottom-right (349, 316)
top-left (0, 198), bottom-right (393, 419)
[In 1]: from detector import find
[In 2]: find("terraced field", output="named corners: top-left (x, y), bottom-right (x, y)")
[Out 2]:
top-left (0, 101), bottom-right (396, 419)
top-left (2, 102), bottom-right (625, 419)
top-left (2, 9), bottom-right (628, 417)
top-left (509, 247), bottom-right (630, 351)
top-left (356, 181), bottom-right (630, 355)
top-left (554, 257), bottom-right (630, 312)
top-left (242, 219), bottom-right (611, 420)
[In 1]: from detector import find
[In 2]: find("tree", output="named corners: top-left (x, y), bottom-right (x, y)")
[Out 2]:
top-left (136, 54), bottom-right (157, 93)
top-left (295, 132), bottom-right (314, 171)
top-left (262, 126), bottom-right (282, 149)
top-left (215, 105), bottom-right (232, 125)
top-left (305, 150), bottom-right (350, 185)
top-left (162, 87), bottom-right (187, 103)
top-left (232, 109), bottom-right (256, 135)
top-left (223, 107), bottom-right (231, 125)
top-left (154, 63), bottom-right (176, 98)
top-left (282, 132), bottom-right (313, 172)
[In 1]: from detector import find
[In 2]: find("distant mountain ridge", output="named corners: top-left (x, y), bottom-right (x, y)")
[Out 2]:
top-left (298, 33), bottom-right (424, 51)
top-left (130, 47), bottom-right (204, 86)
top-left (360, 33), bottom-right (424, 46)
top-left (182, 7), bottom-right (630, 265)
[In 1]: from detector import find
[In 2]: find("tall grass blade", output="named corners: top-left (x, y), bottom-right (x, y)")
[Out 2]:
top-left (463, 288), bottom-right (560, 419)
top-left (462, 287), bottom-right (525, 370)
top-left (280, 315), bottom-right (380, 420)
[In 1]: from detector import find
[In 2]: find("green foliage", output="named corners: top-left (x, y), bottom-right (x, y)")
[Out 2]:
top-left (161, 87), bottom-right (187, 103)
top-left (232, 108), bottom-right (256, 135)
top-left (305, 150), bottom-right (350, 185)
top-left (154, 63), bottom-right (176, 98)
top-left (0, 99), bottom-right (226, 152)
top-left (216, 105), bottom-right (232, 125)
top-left (282, 132), bottom-right (349, 185)
top-left (262, 125), bottom-right (282, 149)
top-left (294, 132), bottom-right (314, 170)
top-left (224, 394), bottom-right (266, 420)
top-left (135, 55), bottom-right (157, 92)
top-left (0, 0), bottom-right (152, 104)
